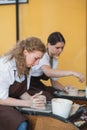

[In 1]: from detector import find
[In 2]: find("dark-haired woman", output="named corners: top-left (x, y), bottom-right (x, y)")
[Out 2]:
top-left (28, 32), bottom-right (85, 101)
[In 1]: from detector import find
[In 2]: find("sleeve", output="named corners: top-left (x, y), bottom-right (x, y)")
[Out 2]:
top-left (0, 65), bottom-right (14, 99)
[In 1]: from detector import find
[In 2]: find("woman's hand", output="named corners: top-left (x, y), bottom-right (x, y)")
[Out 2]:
top-left (29, 91), bottom-right (46, 110)
top-left (72, 72), bottom-right (85, 83)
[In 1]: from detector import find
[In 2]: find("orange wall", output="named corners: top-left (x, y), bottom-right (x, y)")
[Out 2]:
top-left (0, 0), bottom-right (86, 89)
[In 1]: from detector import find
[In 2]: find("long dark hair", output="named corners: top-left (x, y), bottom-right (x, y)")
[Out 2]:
top-left (47, 32), bottom-right (65, 45)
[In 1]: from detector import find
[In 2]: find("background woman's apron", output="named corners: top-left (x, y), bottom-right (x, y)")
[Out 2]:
top-left (0, 78), bottom-right (30, 130)
top-left (28, 74), bottom-right (56, 101)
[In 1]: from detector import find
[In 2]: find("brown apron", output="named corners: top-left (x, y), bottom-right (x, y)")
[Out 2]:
top-left (0, 78), bottom-right (30, 130)
top-left (28, 74), bottom-right (56, 101)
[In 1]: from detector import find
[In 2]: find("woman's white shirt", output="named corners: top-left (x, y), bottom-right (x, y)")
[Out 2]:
top-left (0, 56), bottom-right (31, 99)
top-left (31, 52), bottom-right (58, 81)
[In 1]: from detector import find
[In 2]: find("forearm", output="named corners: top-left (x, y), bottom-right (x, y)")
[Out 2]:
top-left (43, 66), bottom-right (74, 77)
top-left (0, 97), bottom-right (30, 107)
top-left (42, 66), bottom-right (85, 82)
top-left (0, 92), bottom-right (47, 109)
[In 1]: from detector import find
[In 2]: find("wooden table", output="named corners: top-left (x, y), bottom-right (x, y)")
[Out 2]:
top-left (25, 115), bottom-right (78, 130)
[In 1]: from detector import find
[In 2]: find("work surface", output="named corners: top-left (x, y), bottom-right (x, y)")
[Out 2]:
top-left (18, 99), bottom-right (87, 130)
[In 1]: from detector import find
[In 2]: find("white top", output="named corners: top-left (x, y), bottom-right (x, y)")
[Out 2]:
top-left (0, 56), bottom-right (31, 99)
top-left (31, 52), bottom-right (58, 81)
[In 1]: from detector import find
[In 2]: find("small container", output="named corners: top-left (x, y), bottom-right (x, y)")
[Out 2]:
top-left (51, 98), bottom-right (73, 118)
top-left (68, 88), bottom-right (78, 96)
top-left (85, 86), bottom-right (87, 98)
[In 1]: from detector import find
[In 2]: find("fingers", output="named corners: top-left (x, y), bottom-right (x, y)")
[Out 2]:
top-left (32, 91), bottom-right (43, 98)
top-left (31, 97), bottom-right (46, 110)
top-left (30, 92), bottom-right (46, 110)
top-left (31, 103), bottom-right (46, 110)
top-left (79, 78), bottom-right (83, 83)
top-left (73, 72), bottom-right (85, 83)
top-left (78, 74), bottom-right (85, 83)
top-left (32, 96), bottom-right (46, 104)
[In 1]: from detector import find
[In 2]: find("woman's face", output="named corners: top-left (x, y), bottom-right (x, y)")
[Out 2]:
top-left (23, 50), bottom-right (44, 67)
top-left (48, 42), bottom-right (65, 57)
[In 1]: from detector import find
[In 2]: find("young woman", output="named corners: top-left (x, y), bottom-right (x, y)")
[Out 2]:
top-left (28, 32), bottom-right (85, 100)
top-left (0, 37), bottom-right (46, 130)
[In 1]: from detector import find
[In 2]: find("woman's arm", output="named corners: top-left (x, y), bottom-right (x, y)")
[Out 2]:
top-left (41, 65), bottom-right (85, 83)
top-left (0, 97), bottom-right (29, 107)
top-left (0, 91), bottom-right (46, 109)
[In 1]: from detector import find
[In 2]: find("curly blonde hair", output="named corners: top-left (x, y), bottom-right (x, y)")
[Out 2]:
top-left (5, 37), bottom-right (46, 76)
